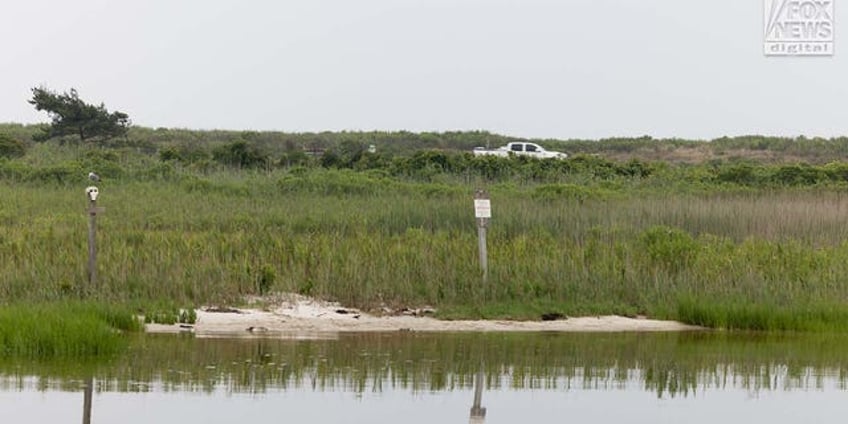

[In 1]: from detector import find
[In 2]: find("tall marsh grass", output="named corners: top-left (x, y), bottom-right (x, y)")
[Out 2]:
top-left (0, 302), bottom-right (140, 358)
top-left (6, 147), bottom-right (848, 330)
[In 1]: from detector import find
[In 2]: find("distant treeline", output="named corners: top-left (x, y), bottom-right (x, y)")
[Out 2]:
top-left (5, 140), bottom-right (848, 193)
top-left (3, 122), bottom-right (848, 164)
top-left (0, 149), bottom-right (845, 194)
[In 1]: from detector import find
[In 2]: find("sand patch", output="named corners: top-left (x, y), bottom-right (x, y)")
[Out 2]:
top-left (145, 294), bottom-right (703, 338)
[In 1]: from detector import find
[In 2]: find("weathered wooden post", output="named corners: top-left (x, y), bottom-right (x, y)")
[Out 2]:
top-left (473, 190), bottom-right (491, 285)
top-left (469, 368), bottom-right (486, 423)
top-left (85, 186), bottom-right (104, 290)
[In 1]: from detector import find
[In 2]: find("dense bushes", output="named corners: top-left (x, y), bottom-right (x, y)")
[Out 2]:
top-left (9, 122), bottom-right (848, 163)
top-left (212, 141), bottom-right (270, 169)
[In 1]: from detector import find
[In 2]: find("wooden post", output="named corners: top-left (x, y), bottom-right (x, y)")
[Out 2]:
top-left (473, 190), bottom-right (491, 285)
top-left (82, 377), bottom-right (93, 424)
top-left (85, 187), bottom-right (104, 292)
top-left (477, 225), bottom-right (487, 284)
top-left (88, 198), bottom-right (97, 288)
top-left (469, 368), bottom-right (486, 423)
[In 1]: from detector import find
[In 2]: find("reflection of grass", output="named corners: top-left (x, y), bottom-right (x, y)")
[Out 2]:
top-left (0, 302), bottom-right (141, 358)
top-left (6, 332), bottom-right (848, 398)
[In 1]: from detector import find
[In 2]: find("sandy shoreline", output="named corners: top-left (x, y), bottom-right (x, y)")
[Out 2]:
top-left (145, 294), bottom-right (704, 338)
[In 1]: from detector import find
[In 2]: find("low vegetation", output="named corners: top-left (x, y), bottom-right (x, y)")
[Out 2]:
top-left (0, 302), bottom-right (141, 358)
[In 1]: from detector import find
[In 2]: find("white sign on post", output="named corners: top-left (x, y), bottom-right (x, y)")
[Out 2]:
top-left (474, 199), bottom-right (491, 219)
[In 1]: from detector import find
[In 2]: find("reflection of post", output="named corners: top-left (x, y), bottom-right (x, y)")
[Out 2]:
top-left (473, 190), bottom-right (491, 285)
top-left (82, 377), bottom-right (93, 424)
top-left (469, 369), bottom-right (486, 424)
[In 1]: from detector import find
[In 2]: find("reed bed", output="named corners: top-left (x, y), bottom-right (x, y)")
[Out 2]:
top-left (5, 166), bottom-right (848, 332)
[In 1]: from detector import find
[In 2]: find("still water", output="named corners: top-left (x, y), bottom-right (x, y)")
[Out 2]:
top-left (2, 331), bottom-right (848, 423)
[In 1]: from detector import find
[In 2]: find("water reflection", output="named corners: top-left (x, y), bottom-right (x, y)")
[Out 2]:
top-left (5, 331), bottom-right (848, 398)
top-left (6, 332), bottom-right (848, 423)
top-left (470, 368), bottom-right (486, 424)
top-left (82, 377), bottom-right (92, 424)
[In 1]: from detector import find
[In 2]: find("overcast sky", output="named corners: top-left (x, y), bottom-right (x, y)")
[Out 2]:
top-left (1, 0), bottom-right (846, 140)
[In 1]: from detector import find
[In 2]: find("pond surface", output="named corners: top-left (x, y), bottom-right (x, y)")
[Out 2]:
top-left (2, 331), bottom-right (848, 423)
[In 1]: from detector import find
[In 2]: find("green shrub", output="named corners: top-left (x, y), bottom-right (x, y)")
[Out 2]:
top-left (0, 133), bottom-right (26, 159)
top-left (27, 164), bottom-right (81, 184)
top-left (770, 164), bottom-right (827, 186)
top-left (714, 163), bottom-right (762, 185)
top-left (532, 184), bottom-right (594, 202)
top-left (212, 141), bottom-right (269, 169)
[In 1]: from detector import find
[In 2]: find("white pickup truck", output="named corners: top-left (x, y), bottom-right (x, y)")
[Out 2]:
top-left (472, 142), bottom-right (568, 159)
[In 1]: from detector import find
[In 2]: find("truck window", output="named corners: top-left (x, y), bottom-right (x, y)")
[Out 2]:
top-left (510, 144), bottom-right (522, 152)
top-left (526, 144), bottom-right (537, 152)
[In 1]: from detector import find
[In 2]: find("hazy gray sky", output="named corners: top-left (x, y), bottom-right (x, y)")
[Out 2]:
top-left (2, 0), bottom-right (846, 139)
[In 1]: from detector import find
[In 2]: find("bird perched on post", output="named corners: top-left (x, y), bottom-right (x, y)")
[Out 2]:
top-left (88, 172), bottom-right (100, 182)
